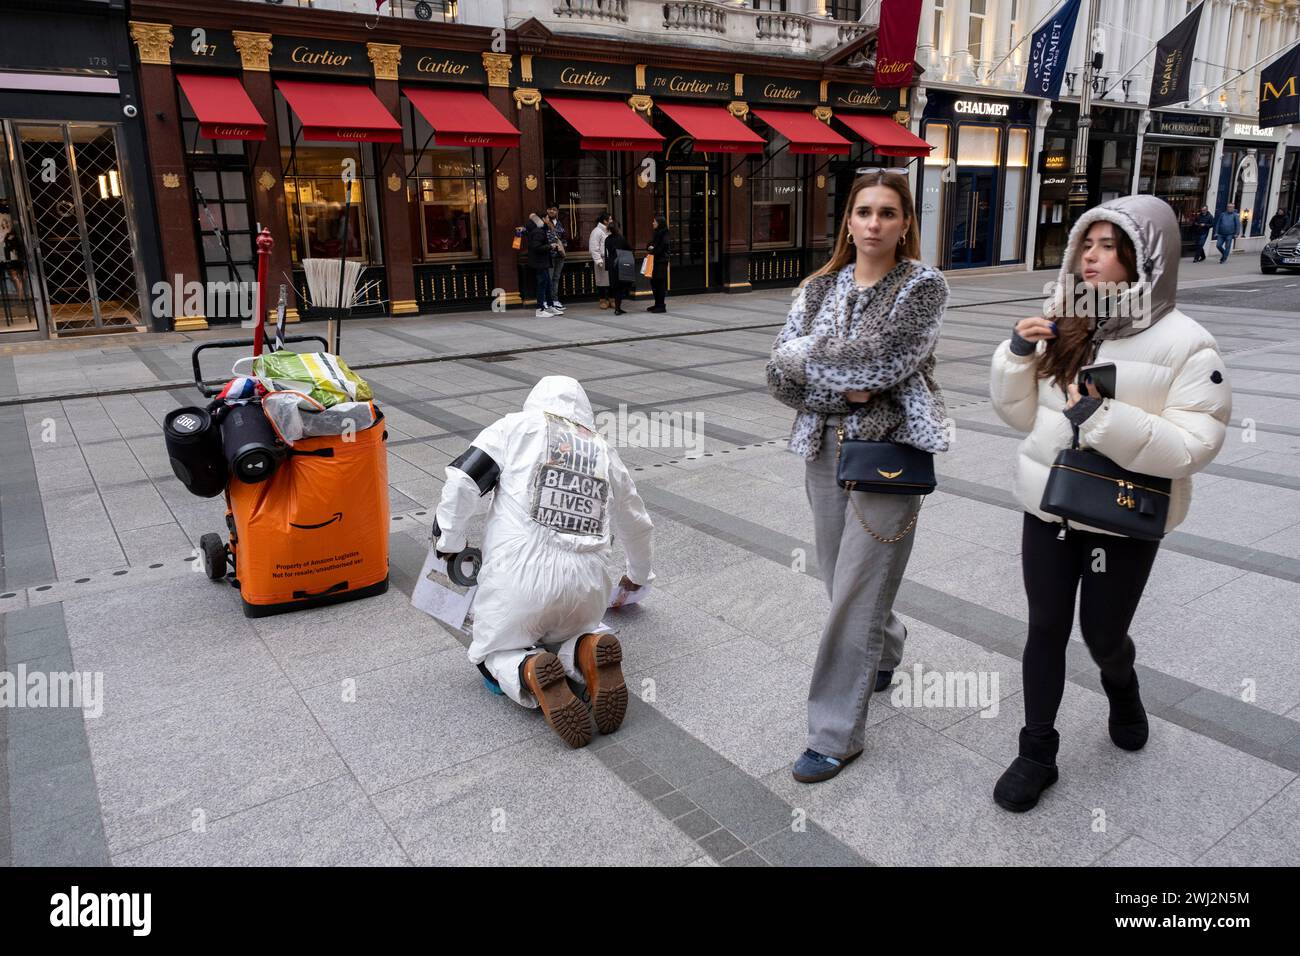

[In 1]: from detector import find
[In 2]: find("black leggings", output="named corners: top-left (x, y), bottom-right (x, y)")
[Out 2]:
top-left (1020, 513), bottom-right (1160, 738)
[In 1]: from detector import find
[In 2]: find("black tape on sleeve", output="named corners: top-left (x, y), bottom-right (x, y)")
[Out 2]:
top-left (450, 446), bottom-right (501, 496)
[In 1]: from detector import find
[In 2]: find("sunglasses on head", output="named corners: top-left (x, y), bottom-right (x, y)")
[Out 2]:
top-left (856, 166), bottom-right (910, 176)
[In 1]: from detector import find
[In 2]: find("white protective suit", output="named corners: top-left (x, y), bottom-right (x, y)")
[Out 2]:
top-left (434, 376), bottom-right (655, 707)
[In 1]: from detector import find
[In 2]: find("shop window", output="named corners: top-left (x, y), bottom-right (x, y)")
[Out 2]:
top-left (957, 124), bottom-right (1000, 166)
top-left (0, 126), bottom-right (38, 334)
top-left (751, 0), bottom-right (787, 10)
top-left (402, 100), bottom-right (489, 262)
top-left (751, 133), bottom-right (803, 250)
top-left (180, 90), bottom-right (257, 288)
top-left (277, 92), bottom-right (383, 266)
top-left (920, 122), bottom-right (951, 267)
top-left (827, 0), bottom-right (862, 20)
top-left (968, 0), bottom-right (987, 63)
top-left (1141, 142), bottom-right (1212, 247)
top-left (933, 0), bottom-right (945, 53)
top-left (1000, 126), bottom-right (1029, 263)
top-left (542, 108), bottom-right (625, 256)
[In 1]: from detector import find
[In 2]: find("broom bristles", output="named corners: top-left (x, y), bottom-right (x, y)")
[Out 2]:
top-left (302, 258), bottom-right (366, 310)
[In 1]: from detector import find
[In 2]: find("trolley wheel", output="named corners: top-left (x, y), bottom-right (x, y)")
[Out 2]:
top-left (199, 533), bottom-right (228, 581)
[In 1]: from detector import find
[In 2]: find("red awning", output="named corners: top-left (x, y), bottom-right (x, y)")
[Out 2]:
top-left (836, 113), bottom-right (933, 158)
top-left (750, 108), bottom-right (850, 154)
top-left (545, 96), bottom-right (663, 151)
top-left (404, 88), bottom-right (521, 148)
top-left (657, 103), bottom-right (765, 154)
top-left (176, 73), bottom-right (266, 141)
top-left (276, 79), bottom-right (402, 143)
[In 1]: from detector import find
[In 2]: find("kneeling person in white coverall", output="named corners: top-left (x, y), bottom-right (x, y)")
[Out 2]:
top-left (433, 376), bottom-right (655, 748)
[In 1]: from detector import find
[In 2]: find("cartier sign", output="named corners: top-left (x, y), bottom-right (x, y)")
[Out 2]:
top-left (272, 37), bottom-right (369, 77)
top-left (399, 48), bottom-right (485, 84)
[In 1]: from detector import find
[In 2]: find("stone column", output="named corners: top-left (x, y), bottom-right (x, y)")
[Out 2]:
top-left (232, 30), bottom-right (297, 323)
top-left (483, 53), bottom-right (523, 307)
top-left (724, 100), bottom-right (752, 292)
top-left (367, 42), bottom-right (417, 317)
top-left (512, 82), bottom-right (545, 306)
top-left (129, 21), bottom-right (206, 331)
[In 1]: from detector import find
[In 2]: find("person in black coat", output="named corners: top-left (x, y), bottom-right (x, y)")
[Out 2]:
top-left (645, 213), bottom-right (671, 313)
top-left (526, 212), bottom-right (559, 314)
top-left (1269, 209), bottom-right (1289, 241)
top-left (1191, 206), bottom-right (1214, 262)
top-left (604, 219), bottom-right (632, 315)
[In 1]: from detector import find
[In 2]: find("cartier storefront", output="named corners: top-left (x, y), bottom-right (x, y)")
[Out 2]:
top-left (127, 4), bottom-right (919, 326)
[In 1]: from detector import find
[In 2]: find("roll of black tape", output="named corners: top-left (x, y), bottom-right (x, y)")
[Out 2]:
top-left (446, 547), bottom-right (482, 588)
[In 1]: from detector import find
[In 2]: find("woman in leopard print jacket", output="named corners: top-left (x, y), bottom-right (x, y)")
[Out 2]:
top-left (766, 169), bottom-right (950, 785)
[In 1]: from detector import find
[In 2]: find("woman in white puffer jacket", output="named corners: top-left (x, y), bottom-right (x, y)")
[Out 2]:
top-left (988, 195), bottom-right (1231, 813)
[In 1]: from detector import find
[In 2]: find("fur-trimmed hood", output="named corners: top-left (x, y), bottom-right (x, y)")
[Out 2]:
top-left (1049, 195), bottom-right (1181, 339)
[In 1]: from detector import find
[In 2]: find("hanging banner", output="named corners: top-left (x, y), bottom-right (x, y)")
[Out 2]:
top-left (875, 0), bottom-right (924, 88)
top-left (1149, 2), bottom-right (1204, 108)
top-left (1260, 41), bottom-right (1300, 128)
top-left (1023, 0), bottom-right (1083, 101)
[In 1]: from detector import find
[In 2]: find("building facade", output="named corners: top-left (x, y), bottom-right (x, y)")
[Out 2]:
top-left (122, 0), bottom-right (926, 330)
top-left (913, 0), bottom-right (1300, 271)
top-left (0, 0), bottom-right (164, 341)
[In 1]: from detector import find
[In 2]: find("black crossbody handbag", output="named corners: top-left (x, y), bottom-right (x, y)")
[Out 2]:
top-left (834, 419), bottom-right (936, 544)
top-left (1040, 422), bottom-right (1171, 541)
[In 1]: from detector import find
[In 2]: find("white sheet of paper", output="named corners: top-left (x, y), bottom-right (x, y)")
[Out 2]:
top-left (411, 548), bottom-right (477, 631)
top-left (607, 582), bottom-right (649, 610)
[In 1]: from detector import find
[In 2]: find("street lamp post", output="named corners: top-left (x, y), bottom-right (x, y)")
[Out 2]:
top-left (1068, 0), bottom-right (1101, 226)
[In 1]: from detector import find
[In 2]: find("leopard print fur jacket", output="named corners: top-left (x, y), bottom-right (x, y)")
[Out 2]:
top-left (766, 259), bottom-right (950, 462)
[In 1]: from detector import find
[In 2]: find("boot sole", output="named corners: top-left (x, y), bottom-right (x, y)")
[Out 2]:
top-left (578, 633), bottom-right (628, 735)
top-left (993, 769), bottom-right (1059, 813)
top-left (524, 653), bottom-right (592, 748)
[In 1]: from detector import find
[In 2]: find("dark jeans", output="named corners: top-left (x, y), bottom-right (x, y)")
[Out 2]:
top-left (1020, 513), bottom-right (1160, 739)
top-left (1193, 234), bottom-right (1208, 261)
top-left (651, 271), bottom-right (667, 309)
top-left (534, 267), bottom-right (554, 309)
top-left (610, 280), bottom-right (628, 310)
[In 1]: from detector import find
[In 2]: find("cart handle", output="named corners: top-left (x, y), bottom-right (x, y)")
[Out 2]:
top-left (192, 335), bottom-right (330, 397)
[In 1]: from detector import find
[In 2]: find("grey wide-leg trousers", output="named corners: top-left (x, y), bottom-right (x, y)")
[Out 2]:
top-left (804, 424), bottom-right (920, 759)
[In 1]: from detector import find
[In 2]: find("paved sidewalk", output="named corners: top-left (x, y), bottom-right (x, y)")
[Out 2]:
top-left (2, 251), bottom-right (1298, 866)
top-left (0, 255), bottom-right (1272, 406)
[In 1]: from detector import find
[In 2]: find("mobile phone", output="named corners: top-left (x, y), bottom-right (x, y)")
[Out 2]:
top-left (1078, 362), bottom-right (1116, 400)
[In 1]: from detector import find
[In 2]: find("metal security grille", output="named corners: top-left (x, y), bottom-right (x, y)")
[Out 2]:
top-left (17, 124), bottom-right (144, 334)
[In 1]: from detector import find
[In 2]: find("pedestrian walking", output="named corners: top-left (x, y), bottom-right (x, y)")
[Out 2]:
top-left (546, 205), bottom-right (567, 311)
top-left (589, 211), bottom-right (612, 309)
top-left (1269, 209), bottom-right (1288, 241)
top-left (645, 213), bottom-right (671, 313)
top-left (527, 212), bottom-right (559, 316)
top-left (1214, 203), bottom-right (1240, 262)
top-left (766, 169), bottom-right (950, 784)
top-left (1192, 206), bottom-right (1213, 262)
top-left (988, 195), bottom-right (1232, 812)
top-left (604, 219), bottom-right (633, 315)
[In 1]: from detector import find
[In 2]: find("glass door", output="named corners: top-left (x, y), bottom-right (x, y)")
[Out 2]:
top-left (0, 123), bottom-right (42, 336)
top-left (949, 170), bottom-right (996, 267)
top-left (16, 123), bottom-right (145, 335)
top-left (664, 165), bottom-right (717, 292)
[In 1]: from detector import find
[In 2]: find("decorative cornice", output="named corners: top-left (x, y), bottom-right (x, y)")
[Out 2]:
top-left (129, 21), bottom-right (173, 66)
top-left (521, 54), bottom-right (534, 84)
top-left (232, 31), bottom-right (272, 73)
top-left (514, 88), bottom-right (541, 111)
top-left (628, 94), bottom-right (653, 117)
top-left (813, 106), bottom-right (833, 123)
top-left (727, 101), bottom-right (749, 120)
top-left (367, 42), bottom-right (401, 82)
top-left (482, 52), bottom-right (512, 88)
top-left (635, 64), bottom-right (647, 91)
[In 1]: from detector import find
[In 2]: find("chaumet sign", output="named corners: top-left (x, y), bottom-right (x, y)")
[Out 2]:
top-left (954, 99), bottom-right (1010, 117)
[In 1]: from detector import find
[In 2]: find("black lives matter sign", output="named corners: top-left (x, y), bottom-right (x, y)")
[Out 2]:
top-left (531, 413), bottom-right (609, 537)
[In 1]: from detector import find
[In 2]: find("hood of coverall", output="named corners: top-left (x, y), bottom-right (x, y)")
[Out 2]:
top-left (1050, 194), bottom-right (1180, 339)
top-left (523, 375), bottom-right (597, 430)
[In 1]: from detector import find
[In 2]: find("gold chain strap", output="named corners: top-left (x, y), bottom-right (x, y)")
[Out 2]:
top-left (844, 483), bottom-right (923, 544)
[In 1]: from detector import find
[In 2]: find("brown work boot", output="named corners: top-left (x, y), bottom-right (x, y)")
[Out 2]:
top-left (576, 633), bottom-right (627, 734)
top-left (521, 652), bottom-right (592, 748)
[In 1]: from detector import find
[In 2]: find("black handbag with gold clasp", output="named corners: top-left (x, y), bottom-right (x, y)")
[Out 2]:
top-left (1040, 424), bottom-right (1171, 540)
top-left (834, 424), bottom-right (937, 496)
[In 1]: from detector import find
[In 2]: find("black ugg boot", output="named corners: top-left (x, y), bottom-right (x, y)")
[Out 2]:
top-left (993, 728), bottom-right (1059, 813)
top-left (1101, 669), bottom-right (1149, 751)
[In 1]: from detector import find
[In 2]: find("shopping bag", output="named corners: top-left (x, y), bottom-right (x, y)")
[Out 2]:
top-left (251, 350), bottom-right (373, 409)
top-left (641, 254), bottom-right (654, 278)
